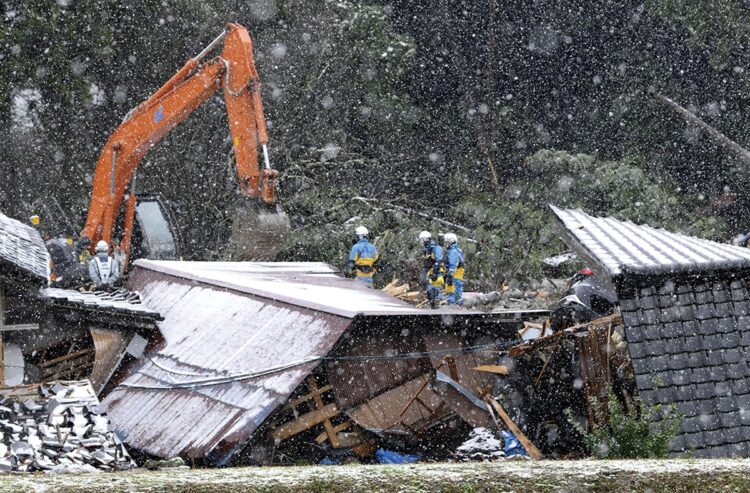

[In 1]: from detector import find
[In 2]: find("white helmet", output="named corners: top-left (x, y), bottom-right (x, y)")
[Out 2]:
top-left (355, 225), bottom-right (369, 239)
top-left (418, 231), bottom-right (431, 246)
top-left (444, 233), bottom-right (458, 246)
top-left (95, 240), bottom-right (109, 253)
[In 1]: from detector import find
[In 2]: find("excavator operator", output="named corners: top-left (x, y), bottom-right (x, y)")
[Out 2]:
top-left (348, 226), bottom-right (379, 286)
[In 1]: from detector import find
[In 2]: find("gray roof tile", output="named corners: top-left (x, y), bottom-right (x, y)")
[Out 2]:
top-left (0, 211), bottom-right (49, 282)
top-left (625, 325), bottom-right (644, 343)
top-left (684, 336), bottom-right (702, 352)
top-left (718, 396), bottom-right (738, 413)
top-left (723, 348), bottom-right (742, 364)
top-left (733, 379), bottom-right (750, 395)
top-left (721, 412), bottom-right (742, 429)
top-left (39, 288), bottom-right (162, 320)
top-left (683, 432), bottom-right (704, 449)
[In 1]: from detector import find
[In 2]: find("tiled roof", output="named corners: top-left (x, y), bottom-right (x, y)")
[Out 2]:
top-left (0, 212), bottom-right (49, 282)
top-left (550, 206), bottom-right (750, 278)
top-left (40, 288), bottom-right (162, 320)
top-left (620, 277), bottom-right (750, 457)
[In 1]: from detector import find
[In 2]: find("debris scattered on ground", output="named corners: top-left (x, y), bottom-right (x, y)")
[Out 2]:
top-left (143, 457), bottom-right (188, 470)
top-left (0, 380), bottom-right (134, 473)
top-left (454, 427), bottom-right (504, 461)
top-left (380, 278), bottom-right (424, 304)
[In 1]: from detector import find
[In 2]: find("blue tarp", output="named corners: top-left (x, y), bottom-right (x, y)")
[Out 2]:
top-left (375, 448), bottom-right (420, 464)
top-left (502, 430), bottom-right (529, 458)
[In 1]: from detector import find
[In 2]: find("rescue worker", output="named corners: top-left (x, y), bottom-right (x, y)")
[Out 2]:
top-left (442, 233), bottom-right (465, 305)
top-left (88, 240), bottom-right (121, 289)
top-left (348, 226), bottom-right (379, 286)
top-left (418, 231), bottom-right (443, 309)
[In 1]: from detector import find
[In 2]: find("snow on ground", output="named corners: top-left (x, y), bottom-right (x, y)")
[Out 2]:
top-left (1, 459), bottom-right (750, 492)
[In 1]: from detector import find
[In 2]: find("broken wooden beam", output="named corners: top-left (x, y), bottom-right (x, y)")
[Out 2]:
top-left (272, 403), bottom-right (340, 442)
top-left (315, 422), bottom-right (351, 445)
top-left (307, 376), bottom-right (340, 448)
top-left (484, 395), bottom-right (543, 460)
top-left (280, 384), bottom-right (333, 412)
top-left (472, 365), bottom-right (509, 375)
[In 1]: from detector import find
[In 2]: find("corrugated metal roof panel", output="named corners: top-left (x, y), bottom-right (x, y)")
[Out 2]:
top-left (103, 270), bottom-right (351, 463)
top-left (551, 205), bottom-right (750, 278)
top-left (0, 211), bottom-right (49, 282)
top-left (133, 259), bottom-right (477, 318)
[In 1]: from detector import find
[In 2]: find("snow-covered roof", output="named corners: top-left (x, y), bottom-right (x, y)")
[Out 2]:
top-left (551, 205), bottom-right (750, 278)
top-left (40, 288), bottom-right (162, 320)
top-left (104, 270), bottom-right (353, 463)
top-left (0, 211), bottom-right (50, 283)
top-left (133, 260), bottom-right (453, 318)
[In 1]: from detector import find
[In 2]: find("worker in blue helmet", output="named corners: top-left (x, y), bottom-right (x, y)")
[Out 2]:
top-left (348, 225), bottom-right (379, 286)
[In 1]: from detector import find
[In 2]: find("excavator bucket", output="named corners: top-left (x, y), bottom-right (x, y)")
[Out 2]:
top-left (226, 198), bottom-right (291, 261)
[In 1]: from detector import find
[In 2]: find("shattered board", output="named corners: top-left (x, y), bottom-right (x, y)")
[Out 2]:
top-left (0, 380), bottom-right (134, 473)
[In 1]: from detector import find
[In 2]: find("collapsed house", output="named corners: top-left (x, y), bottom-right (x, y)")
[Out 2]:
top-left (0, 210), bottom-right (160, 396)
top-left (552, 205), bottom-right (750, 458)
top-left (102, 260), bottom-right (548, 465)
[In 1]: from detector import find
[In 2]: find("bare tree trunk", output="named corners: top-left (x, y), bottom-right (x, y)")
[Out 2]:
top-left (482, 0), bottom-right (500, 189)
top-left (654, 93), bottom-right (750, 166)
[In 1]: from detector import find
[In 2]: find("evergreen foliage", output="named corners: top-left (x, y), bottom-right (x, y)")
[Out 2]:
top-left (1, 1), bottom-right (748, 285)
top-left (568, 393), bottom-right (682, 459)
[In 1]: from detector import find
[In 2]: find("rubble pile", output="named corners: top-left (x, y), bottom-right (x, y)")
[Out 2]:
top-left (0, 381), bottom-right (134, 473)
top-left (454, 427), bottom-right (505, 461)
top-left (463, 280), bottom-right (561, 311)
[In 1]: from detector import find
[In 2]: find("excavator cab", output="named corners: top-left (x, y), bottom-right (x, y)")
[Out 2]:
top-left (131, 194), bottom-right (181, 261)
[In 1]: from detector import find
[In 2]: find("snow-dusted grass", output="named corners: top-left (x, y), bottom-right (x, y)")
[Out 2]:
top-left (1, 459), bottom-right (750, 492)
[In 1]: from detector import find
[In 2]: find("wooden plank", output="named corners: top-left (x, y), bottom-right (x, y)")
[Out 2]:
top-left (534, 341), bottom-right (562, 385)
top-left (39, 348), bottom-right (95, 368)
top-left (272, 403), bottom-right (340, 442)
top-left (0, 323), bottom-right (39, 332)
top-left (576, 326), bottom-right (611, 428)
top-left (0, 333), bottom-right (4, 387)
top-left (472, 365), bottom-right (509, 375)
top-left (509, 313), bottom-right (623, 357)
top-left (394, 374), bottom-right (431, 423)
top-left (484, 395), bottom-right (543, 460)
top-left (307, 376), bottom-right (339, 448)
top-left (280, 385), bottom-right (333, 412)
top-left (445, 356), bottom-right (459, 382)
top-left (0, 284), bottom-right (4, 384)
top-left (315, 422), bottom-right (350, 444)
top-left (380, 278), bottom-right (399, 293)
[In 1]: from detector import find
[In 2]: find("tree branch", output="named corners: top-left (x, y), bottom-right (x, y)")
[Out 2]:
top-left (654, 93), bottom-right (750, 167)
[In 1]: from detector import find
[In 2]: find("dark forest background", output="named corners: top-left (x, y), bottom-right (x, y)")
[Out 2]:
top-left (2, 0), bottom-right (750, 289)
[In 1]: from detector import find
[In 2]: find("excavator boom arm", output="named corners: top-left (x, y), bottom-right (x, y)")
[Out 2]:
top-left (80, 23), bottom-right (277, 260)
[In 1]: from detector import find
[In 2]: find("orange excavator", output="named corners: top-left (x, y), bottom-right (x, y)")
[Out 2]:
top-left (46, 23), bottom-right (290, 284)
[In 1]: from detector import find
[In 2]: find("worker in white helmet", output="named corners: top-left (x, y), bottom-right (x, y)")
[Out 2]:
top-left (418, 231), bottom-right (444, 309)
top-left (442, 233), bottom-right (465, 305)
top-left (347, 225), bottom-right (379, 286)
top-left (88, 240), bottom-right (121, 289)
